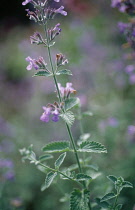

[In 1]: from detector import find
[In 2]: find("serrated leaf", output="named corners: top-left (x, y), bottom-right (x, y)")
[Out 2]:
top-left (64, 98), bottom-right (80, 111)
top-left (76, 173), bottom-right (92, 181)
top-left (55, 152), bottom-right (66, 169)
top-left (107, 175), bottom-right (117, 183)
top-left (96, 198), bottom-right (110, 208)
top-left (41, 171), bottom-right (57, 191)
top-left (70, 189), bottom-right (90, 210)
top-left (82, 111), bottom-right (93, 117)
top-left (56, 69), bottom-right (72, 76)
top-left (42, 141), bottom-right (70, 153)
top-left (33, 71), bottom-right (52, 77)
top-left (60, 111), bottom-right (75, 126)
top-left (100, 192), bottom-right (116, 202)
top-left (122, 181), bottom-right (133, 188)
top-left (39, 154), bottom-right (53, 162)
top-left (78, 141), bottom-right (107, 153)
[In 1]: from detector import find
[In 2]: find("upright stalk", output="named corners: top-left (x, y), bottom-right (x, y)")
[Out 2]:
top-left (43, 22), bottom-right (82, 174)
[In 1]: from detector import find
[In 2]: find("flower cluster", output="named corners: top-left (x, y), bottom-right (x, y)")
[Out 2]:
top-left (111, 0), bottom-right (135, 14)
top-left (26, 56), bottom-right (48, 71)
top-left (118, 21), bottom-right (135, 50)
top-left (23, 0), bottom-right (67, 25)
top-left (40, 102), bottom-right (60, 122)
top-left (58, 83), bottom-right (76, 99)
top-left (56, 53), bottom-right (68, 67)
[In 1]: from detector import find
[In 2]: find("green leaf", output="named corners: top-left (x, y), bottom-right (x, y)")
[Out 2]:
top-left (55, 152), bottom-right (66, 169)
top-left (76, 173), bottom-right (92, 181)
top-left (70, 189), bottom-right (90, 210)
top-left (96, 198), bottom-right (110, 209)
top-left (64, 97), bottom-right (80, 111)
top-left (42, 141), bottom-right (70, 153)
top-left (122, 181), bottom-right (133, 188)
top-left (56, 69), bottom-right (72, 76)
top-left (78, 141), bottom-right (107, 153)
top-left (39, 154), bottom-right (53, 162)
top-left (107, 175), bottom-right (117, 183)
top-left (82, 111), bottom-right (93, 117)
top-left (100, 192), bottom-right (116, 202)
top-left (33, 71), bottom-right (52, 77)
top-left (41, 171), bottom-right (57, 191)
top-left (60, 111), bottom-right (75, 126)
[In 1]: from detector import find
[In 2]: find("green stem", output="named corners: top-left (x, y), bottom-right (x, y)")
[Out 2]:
top-left (39, 162), bottom-right (83, 188)
top-left (113, 194), bottom-right (119, 209)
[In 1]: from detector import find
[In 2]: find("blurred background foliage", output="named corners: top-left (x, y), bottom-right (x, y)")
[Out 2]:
top-left (0, 0), bottom-right (135, 209)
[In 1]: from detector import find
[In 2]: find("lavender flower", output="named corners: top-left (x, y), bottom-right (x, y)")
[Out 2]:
top-left (118, 22), bottom-right (129, 33)
top-left (125, 65), bottom-right (135, 73)
top-left (55, 6), bottom-right (67, 16)
top-left (58, 83), bottom-right (76, 98)
top-left (40, 103), bottom-right (60, 123)
top-left (40, 107), bottom-right (51, 122)
top-left (26, 56), bottom-right (47, 71)
top-left (22, 0), bottom-right (32, 6)
top-left (47, 24), bottom-right (61, 43)
top-left (111, 0), bottom-right (135, 14)
top-left (30, 32), bottom-right (44, 45)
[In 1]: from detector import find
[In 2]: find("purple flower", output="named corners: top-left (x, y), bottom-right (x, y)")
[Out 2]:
top-left (47, 23), bottom-right (61, 42)
top-left (125, 65), bottom-right (135, 74)
top-left (0, 159), bottom-right (14, 168)
top-left (26, 56), bottom-right (39, 70)
top-left (55, 6), bottom-right (67, 16)
top-left (118, 22), bottom-right (128, 33)
top-left (128, 125), bottom-right (135, 135)
top-left (22, 0), bottom-right (32, 6)
top-left (4, 171), bottom-right (15, 181)
top-left (25, 56), bottom-right (47, 71)
top-left (58, 83), bottom-right (76, 98)
top-left (30, 32), bottom-right (44, 45)
top-left (108, 117), bottom-right (119, 127)
top-left (40, 107), bottom-right (51, 122)
top-left (52, 109), bottom-right (59, 122)
top-left (111, 0), bottom-right (121, 8)
top-left (40, 104), bottom-right (60, 123)
top-left (54, 0), bottom-right (60, 2)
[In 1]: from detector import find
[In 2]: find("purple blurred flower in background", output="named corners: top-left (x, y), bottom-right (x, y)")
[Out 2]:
top-left (99, 117), bottom-right (119, 132)
top-left (128, 125), bottom-right (135, 142)
top-left (0, 159), bottom-right (15, 181)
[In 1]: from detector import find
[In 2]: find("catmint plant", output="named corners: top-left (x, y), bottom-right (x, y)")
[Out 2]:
top-left (20, 0), bottom-right (133, 209)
